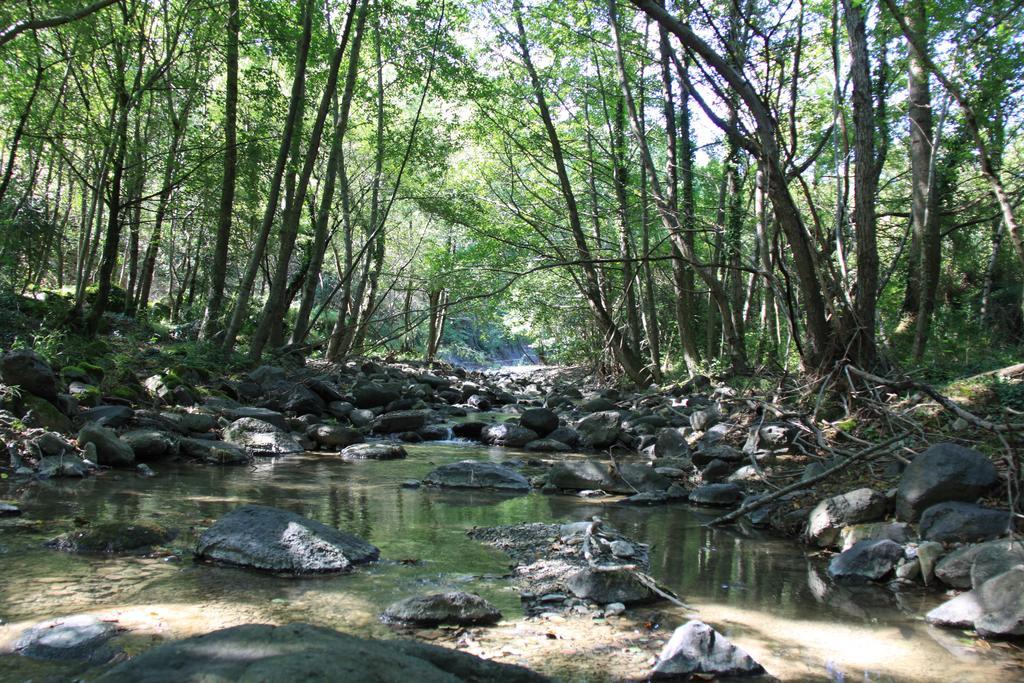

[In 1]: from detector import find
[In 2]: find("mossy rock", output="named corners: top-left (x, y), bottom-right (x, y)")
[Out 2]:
top-left (68, 382), bottom-right (102, 407)
top-left (21, 394), bottom-right (73, 433)
top-left (79, 339), bottom-right (112, 360)
top-left (45, 522), bottom-right (175, 554)
top-left (84, 284), bottom-right (128, 314)
top-left (108, 385), bottom-right (144, 401)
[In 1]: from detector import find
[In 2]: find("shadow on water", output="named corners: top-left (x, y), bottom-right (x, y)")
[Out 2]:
top-left (1, 441), bottom-right (1021, 682)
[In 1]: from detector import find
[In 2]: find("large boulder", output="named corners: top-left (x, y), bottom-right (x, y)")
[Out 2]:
top-left (918, 502), bottom-right (1011, 543)
top-left (308, 424), bottom-right (363, 449)
top-left (280, 383), bottom-right (326, 416)
top-left (1, 348), bottom-right (59, 402)
top-left (827, 539), bottom-right (904, 581)
top-left (576, 411), bottom-right (622, 448)
top-left (340, 443), bottom-right (407, 460)
top-left (94, 623), bottom-right (549, 683)
top-left (806, 488), bottom-right (887, 548)
top-left (21, 394), bottom-right (73, 432)
top-left (352, 382), bottom-right (401, 408)
top-left (481, 423), bottom-right (539, 447)
top-left (519, 408), bottom-right (558, 437)
top-left (195, 504), bottom-right (379, 573)
top-left (15, 615), bottom-right (119, 664)
top-left (422, 460), bottom-right (530, 492)
top-left (223, 417), bottom-right (303, 457)
top-left (381, 592), bottom-right (501, 626)
top-left (652, 620), bottom-right (765, 679)
top-left (77, 423), bottom-right (134, 467)
top-left (895, 443), bottom-right (999, 521)
top-left (373, 409), bottom-right (432, 434)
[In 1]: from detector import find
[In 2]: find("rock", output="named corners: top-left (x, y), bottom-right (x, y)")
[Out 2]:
top-left (525, 438), bottom-right (571, 453)
top-left (654, 428), bottom-right (691, 461)
top-left (1, 502), bottom-right (22, 516)
top-left (418, 424), bottom-right (450, 441)
top-left (1, 349), bottom-right (59, 402)
top-left (93, 623), bottom-right (548, 683)
top-left (423, 461), bottom-right (530, 491)
top-left (249, 365), bottom-right (286, 385)
top-left (15, 615), bottom-right (118, 663)
top-left (280, 383), bottom-right (325, 416)
top-left (120, 430), bottom-right (179, 461)
top-left (744, 421), bottom-right (797, 454)
top-left (304, 378), bottom-right (345, 402)
top-left (975, 566), bottom-right (1024, 637)
top-left (918, 502), bottom-right (1010, 543)
top-left (195, 504), bottom-right (379, 573)
top-left (467, 394), bottom-right (491, 410)
top-left (223, 417), bottom-right (303, 457)
top-left (546, 461), bottom-right (670, 494)
top-left (326, 400), bottom-right (355, 420)
top-left (970, 540), bottom-right (1024, 590)
top-left (352, 382), bottom-right (400, 408)
top-left (926, 590), bottom-right (984, 628)
top-left (222, 407), bottom-right (288, 430)
top-left (482, 423), bottom-right (539, 447)
top-left (689, 407), bottom-right (721, 432)
top-left (689, 483), bottom-right (743, 507)
top-left (692, 444), bottom-right (743, 467)
top-left (618, 488), bottom-right (687, 506)
top-left (700, 458), bottom-right (733, 482)
top-left (308, 424), bottom-right (363, 449)
top-left (451, 421), bottom-right (486, 440)
top-left (381, 592), bottom-right (501, 626)
top-left (68, 381), bottom-right (101, 406)
top-left (178, 437), bottom-right (250, 465)
top-left (917, 541), bottom-right (945, 585)
top-left (652, 620), bottom-right (765, 679)
top-left (46, 522), bottom-right (174, 553)
top-left (519, 408), bottom-right (558, 436)
top-left (806, 488), bottom-right (887, 548)
top-left (604, 602), bottom-right (626, 616)
top-left (373, 409), bottom-right (432, 434)
top-left (827, 539), bottom-right (904, 581)
top-left (895, 443), bottom-right (999, 521)
top-left (839, 522), bottom-right (914, 552)
top-left (340, 443), bottom-right (408, 460)
top-left (582, 397), bottom-right (616, 412)
top-left (161, 411), bottom-right (217, 433)
top-left (576, 411), bottom-right (622, 448)
top-left (565, 568), bottom-right (653, 604)
top-left (37, 455), bottom-right (91, 477)
top-left (80, 405), bottom-right (134, 428)
top-left (350, 408), bottom-right (375, 427)
top-left (77, 424), bottom-right (134, 467)
top-left (21, 394), bottom-right (73, 432)
top-left (726, 465), bottom-right (762, 482)
top-left (33, 431), bottom-right (71, 455)
top-left (546, 426), bottom-right (580, 446)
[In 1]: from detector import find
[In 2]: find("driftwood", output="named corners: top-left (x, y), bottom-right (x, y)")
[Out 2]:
top-left (705, 432), bottom-right (909, 527)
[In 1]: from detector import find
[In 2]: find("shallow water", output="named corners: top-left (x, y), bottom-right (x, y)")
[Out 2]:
top-left (0, 441), bottom-right (1020, 682)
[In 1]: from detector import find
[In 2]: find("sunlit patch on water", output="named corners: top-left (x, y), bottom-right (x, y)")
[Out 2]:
top-left (1, 442), bottom-right (1021, 681)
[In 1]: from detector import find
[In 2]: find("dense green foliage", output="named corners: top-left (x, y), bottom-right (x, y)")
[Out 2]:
top-left (0, 0), bottom-right (1022, 381)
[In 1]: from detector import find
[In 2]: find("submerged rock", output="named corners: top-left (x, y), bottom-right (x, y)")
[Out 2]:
top-left (37, 454), bottom-right (92, 477)
top-left (381, 592), bottom-right (501, 626)
top-left (195, 504), bottom-right (379, 573)
top-left (895, 443), bottom-right (998, 522)
top-left (46, 522), bottom-right (174, 554)
top-left (652, 620), bottom-right (765, 679)
top-left (94, 623), bottom-right (548, 682)
top-left (222, 417), bottom-right (303, 457)
top-left (16, 615), bottom-right (119, 663)
top-left (423, 460), bottom-right (530, 491)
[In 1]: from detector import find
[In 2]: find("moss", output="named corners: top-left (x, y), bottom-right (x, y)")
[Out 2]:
top-left (21, 394), bottom-right (73, 433)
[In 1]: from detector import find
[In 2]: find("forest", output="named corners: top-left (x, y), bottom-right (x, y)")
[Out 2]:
top-left (1, 0), bottom-right (1023, 681)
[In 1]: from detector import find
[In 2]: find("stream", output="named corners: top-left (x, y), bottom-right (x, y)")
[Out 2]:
top-left (0, 437), bottom-right (1018, 682)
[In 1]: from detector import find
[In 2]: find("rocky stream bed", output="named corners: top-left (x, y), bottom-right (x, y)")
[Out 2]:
top-left (1, 350), bottom-right (1023, 681)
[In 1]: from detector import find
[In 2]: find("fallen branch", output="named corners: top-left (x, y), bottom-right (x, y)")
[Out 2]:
top-left (704, 432), bottom-right (909, 527)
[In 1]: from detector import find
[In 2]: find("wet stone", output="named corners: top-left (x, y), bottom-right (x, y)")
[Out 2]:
top-left (15, 615), bottom-right (119, 663)
top-left (381, 591), bottom-right (502, 626)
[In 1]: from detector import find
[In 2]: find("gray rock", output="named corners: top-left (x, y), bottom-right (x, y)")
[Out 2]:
top-left (827, 539), bottom-right (904, 581)
top-left (373, 409), bottom-right (432, 434)
top-left (94, 623), bottom-right (548, 683)
top-left (77, 424), bottom-right (134, 467)
top-left (520, 408), bottom-right (558, 436)
top-left (340, 443), bottom-right (407, 460)
top-left (482, 423), bottom-right (539, 447)
top-left (692, 444), bottom-right (743, 467)
top-left (37, 454), bottom-right (91, 477)
top-left (223, 417), bottom-right (303, 457)
top-left (546, 461), bottom-right (670, 494)
top-left (565, 568), bottom-right (654, 604)
top-left (308, 424), bottom-right (363, 449)
top-left (582, 397), bottom-right (616, 412)
top-left (352, 382), bottom-right (401, 408)
top-left (546, 426), bottom-right (580, 446)
top-left (121, 429), bottom-right (179, 461)
top-left (525, 438), bottom-right (571, 453)
top-left (895, 443), bottom-right (999, 521)
top-left (33, 431), bottom-right (71, 455)
top-left (326, 400), bottom-right (355, 420)
top-left (196, 504), bottom-right (379, 573)
top-left (654, 428), bottom-right (691, 461)
top-left (971, 539), bottom-right (1024, 589)
top-left (689, 407), bottom-right (721, 432)
top-left (689, 483), bottom-right (743, 507)
top-left (917, 541), bottom-right (945, 585)
top-left (423, 461), bottom-right (530, 491)
top-left (161, 411), bottom-right (217, 433)
top-left (350, 408), bottom-right (375, 427)
top-left (700, 458), bottom-right (733, 483)
top-left (806, 488), bottom-right (887, 548)
top-left (381, 592), bottom-right (501, 626)
top-left (926, 591), bottom-right (984, 628)
top-left (839, 522), bottom-right (914, 552)
top-left (178, 437), bottom-right (250, 464)
top-left (576, 411), bottom-right (622, 448)
top-left (652, 620), bottom-right (765, 679)
top-left (222, 406), bottom-right (288, 429)
top-left (919, 502), bottom-right (1010, 543)
top-left (15, 615), bottom-right (118, 663)
top-left (975, 566), bottom-right (1024, 637)
top-left (80, 405), bottom-right (134, 428)
top-left (1, 349), bottom-right (59, 402)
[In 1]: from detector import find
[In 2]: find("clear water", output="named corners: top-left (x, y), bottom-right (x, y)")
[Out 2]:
top-left (1, 441), bottom-right (1020, 681)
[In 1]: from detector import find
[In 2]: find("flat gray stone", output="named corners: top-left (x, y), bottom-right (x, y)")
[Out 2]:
top-left (223, 417), bottom-right (303, 457)
top-left (340, 443), bottom-right (407, 460)
top-left (423, 460), bottom-right (530, 491)
top-left (381, 592), bottom-right (501, 626)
